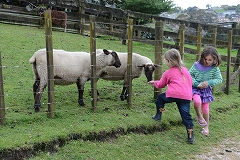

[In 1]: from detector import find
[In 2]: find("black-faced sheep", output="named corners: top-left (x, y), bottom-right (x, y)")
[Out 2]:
top-left (96, 49), bottom-right (156, 100)
top-left (29, 48), bottom-right (121, 112)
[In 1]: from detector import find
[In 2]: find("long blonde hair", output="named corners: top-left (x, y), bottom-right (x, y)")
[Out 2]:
top-left (164, 49), bottom-right (184, 69)
top-left (164, 49), bottom-right (186, 82)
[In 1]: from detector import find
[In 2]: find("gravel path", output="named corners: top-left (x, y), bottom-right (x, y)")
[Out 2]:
top-left (195, 138), bottom-right (240, 160)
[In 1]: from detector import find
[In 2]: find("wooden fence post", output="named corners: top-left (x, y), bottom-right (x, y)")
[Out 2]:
top-left (179, 24), bottom-right (185, 61)
top-left (127, 18), bottom-right (133, 108)
top-left (79, 0), bottom-right (85, 35)
top-left (235, 49), bottom-right (240, 93)
top-left (44, 10), bottom-right (55, 118)
top-left (136, 20), bottom-right (141, 39)
top-left (174, 26), bottom-right (180, 50)
top-left (133, 19), bottom-right (137, 39)
top-left (231, 22), bottom-right (237, 49)
top-left (109, 12), bottom-right (113, 32)
top-left (90, 15), bottom-right (97, 111)
top-left (212, 27), bottom-right (217, 47)
top-left (121, 12), bottom-right (128, 45)
top-left (154, 21), bottom-right (163, 99)
top-left (233, 49), bottom-right (240, 72)
top-left (239, 67), bottom-right (240, 93)
top-left (225, 30), bottom-right (232, 95)
top-left (0, 51), bottom-right (6, 125)
top-left (196, 25), bottom-right (202, 61)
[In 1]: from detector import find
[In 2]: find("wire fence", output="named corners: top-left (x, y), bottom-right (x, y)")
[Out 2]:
top-left (0, 11), bottom-right (240, 125)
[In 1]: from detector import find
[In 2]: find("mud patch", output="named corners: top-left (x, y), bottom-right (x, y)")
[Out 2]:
top-left (215, 104), bottom-right (239, 113)
top-left (0, 137), bottom-right (66, 160)
top-left (0, 123), bottom-right (170, 160)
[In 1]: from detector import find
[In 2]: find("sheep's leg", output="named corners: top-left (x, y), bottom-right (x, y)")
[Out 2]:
top-left (34, 85), bottom-right (46, 112)
top-left (120, 78), bottom-right (127, 101)
top-left (97, 90), bottom-right (100, 100)
top-left (76, 82), bottom-right (85, 106)
top-left (124, 87), bottom-right (128, 100)
top-left (96, 78), bottom-right (100, 100)
top-left (120, 79), bottom-right (129, 101)
top-left (33, 78), bottom-right (40, 98)
top-left (120, 86), bottom-right (127, 101)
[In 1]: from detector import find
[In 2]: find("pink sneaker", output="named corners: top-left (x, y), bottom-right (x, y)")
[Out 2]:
top-left (196, 117), bottom-right (207, 127)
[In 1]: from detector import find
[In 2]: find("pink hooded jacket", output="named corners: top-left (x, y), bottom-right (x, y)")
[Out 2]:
top-left (154, 67), bottom-right (192, 100)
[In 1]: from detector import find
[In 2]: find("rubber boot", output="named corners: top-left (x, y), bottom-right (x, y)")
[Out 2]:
top-left (152, 106), bottom-right (163, 121)
top-left (152, 112), bottom-right (162, 121)
top-left (187, 128), bottom-right (194, 144)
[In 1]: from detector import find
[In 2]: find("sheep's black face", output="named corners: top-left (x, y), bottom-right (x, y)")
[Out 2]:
top-left (111, 52), bottom-right (121, 68)
top-left (144, 64), bottom-right (155, 82)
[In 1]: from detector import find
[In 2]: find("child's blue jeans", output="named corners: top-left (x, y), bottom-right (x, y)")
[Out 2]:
top-left (155, 93), bottom-right (194, 129)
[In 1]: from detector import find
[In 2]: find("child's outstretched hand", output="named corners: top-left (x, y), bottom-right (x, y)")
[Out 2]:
top-left (148, 81), bottom-right (154, 85)
top-left (197, 81), bottom-right (208, 89)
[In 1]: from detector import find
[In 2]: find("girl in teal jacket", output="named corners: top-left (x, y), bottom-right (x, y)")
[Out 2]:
top-left (189, 46), bottom-right (222, 136)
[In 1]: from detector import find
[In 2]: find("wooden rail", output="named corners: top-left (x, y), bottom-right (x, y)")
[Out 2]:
top-left (0, 2), bottom-right (239, 53)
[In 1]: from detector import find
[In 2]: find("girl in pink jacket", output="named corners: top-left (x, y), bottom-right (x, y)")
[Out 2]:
top-left (148, 49), bottom-right (194, 144)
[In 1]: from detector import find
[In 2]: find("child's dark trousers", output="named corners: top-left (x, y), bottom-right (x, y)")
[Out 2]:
top-left (155, 93), bottom-right (194, 129)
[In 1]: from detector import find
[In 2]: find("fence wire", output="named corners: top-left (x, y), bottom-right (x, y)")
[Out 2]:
top-left (0, 16), bottom-right (239, 124)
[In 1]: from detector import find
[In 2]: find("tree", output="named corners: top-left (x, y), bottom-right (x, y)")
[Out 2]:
top-left (173, 6), bottom-right (182, 13)
top-left (120, 0), bottom-right (174, 14)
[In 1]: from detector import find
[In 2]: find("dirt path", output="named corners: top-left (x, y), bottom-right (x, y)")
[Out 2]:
top-left (194, 138), bottom-right (240, 160)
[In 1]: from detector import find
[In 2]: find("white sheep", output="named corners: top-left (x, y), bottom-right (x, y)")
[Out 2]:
top-left (96, 49), bottom-right (156, 100)
top-left (29, 48), bottom-right (121, 112)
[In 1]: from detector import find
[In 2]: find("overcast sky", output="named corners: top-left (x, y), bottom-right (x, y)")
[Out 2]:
top-left (172, 0), bottom-right (239, 9)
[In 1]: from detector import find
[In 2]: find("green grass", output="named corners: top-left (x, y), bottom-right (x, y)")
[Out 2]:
top-left (184, 43), bottom-right (238, 57)
top-left (0, 23), bottom-right (239, 159)
top-left (30, 110), bottom-right (240, 160)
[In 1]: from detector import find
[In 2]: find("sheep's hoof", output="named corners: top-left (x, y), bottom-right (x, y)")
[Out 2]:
top-left (78, 100), bottom-right (85, 106)
top-left (34, 107), bottom-right (40, 112)
top-left (120, 94), bottom-right (128, 101)
top-left (120, 95), bottom-right (125, 101)
top-left (34, 103), bottom-right (41, 112)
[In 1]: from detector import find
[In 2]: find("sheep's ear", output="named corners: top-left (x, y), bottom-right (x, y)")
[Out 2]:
top-left (137, 65), bottom-right (145, 68)
top-left (103, 49), bottom-right (110, 55)
top-left (154, 64), bottom-right (161, 67)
